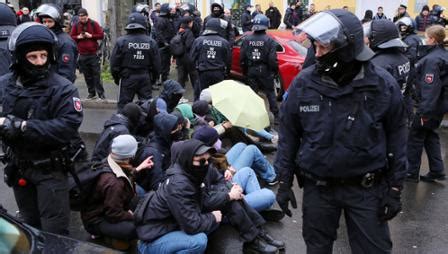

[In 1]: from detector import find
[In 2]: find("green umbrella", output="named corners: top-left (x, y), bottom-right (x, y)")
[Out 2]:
top-left (208, 80), bottom-right (270, 131)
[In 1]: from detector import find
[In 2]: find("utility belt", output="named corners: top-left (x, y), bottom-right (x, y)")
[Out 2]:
top-left (121, 68), bottom-right (150, 77)
top-left (301, 170), bottom-right (383, 188)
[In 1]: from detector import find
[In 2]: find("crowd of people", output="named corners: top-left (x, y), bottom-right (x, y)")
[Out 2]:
top-left (0, 1), bottom-right (447, 254)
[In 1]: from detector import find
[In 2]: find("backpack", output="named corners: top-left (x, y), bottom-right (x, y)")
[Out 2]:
top-left (170, 33), bottom-right (185, 57)
top-left (68, 161), bottom-right (111, 211)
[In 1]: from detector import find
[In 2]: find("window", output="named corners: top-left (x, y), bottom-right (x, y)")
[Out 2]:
top-left (287, 40), bottom-right (308, 56)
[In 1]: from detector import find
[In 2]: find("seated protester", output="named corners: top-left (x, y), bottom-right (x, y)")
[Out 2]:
top-left (137, 139), bottom-right (283, 253)
top-left (193, 127), bottom-right (282, 220)
top-left (81, 135), bottom-right (154, 243)
top-left (91, 103), bottom-right (143, 162)
top-left (192, 100), bottom-right (215, 127)
top-left (135, 98), bottom-right (167, 138)
top-left (172, 110), bottom-right (194, 139)
top-left (158, 79), bottom-right (185, 113)
top-left (136, 140), bottom-right (221, 254)
top-left (145, 112), bottom-right (184, 170)
top-left (199, 89), bottom-right (232, 135)
top-left (175, 103), bottom-right (195, 123)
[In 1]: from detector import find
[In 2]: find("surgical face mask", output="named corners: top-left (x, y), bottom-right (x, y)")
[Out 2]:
top-left (213, 139), bottom-right (222, 151)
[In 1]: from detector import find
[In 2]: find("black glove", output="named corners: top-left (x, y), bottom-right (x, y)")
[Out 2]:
top-left (114, 77), bottom-right (120, 86)
top-left (378, 188), bottom-right (402, 221)
top-left (0, 115), bottom-right (24, 141)
top-left (276, 182), bottom-right (297, 217)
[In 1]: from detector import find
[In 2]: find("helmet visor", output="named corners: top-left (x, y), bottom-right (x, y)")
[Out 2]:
top-left (395, 17), bottom-right (413, 27)
top-left (8, 23), bottom-right (47, 51)
top-left (36, 4), bottom-right (60, 20)
top-left (297, 12), bottom-right (346, 47)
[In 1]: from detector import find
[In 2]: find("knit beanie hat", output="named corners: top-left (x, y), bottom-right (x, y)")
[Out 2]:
top-left (111, 135), bottom-right (138, 160)
top-left (192, 126), bottom-right (219, 147)
top-left (199, 89), bottom-right (212, 103)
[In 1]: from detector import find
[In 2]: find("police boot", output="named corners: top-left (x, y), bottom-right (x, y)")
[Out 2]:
top-left (258, 228), bottom-right (285, 250)
top-left (420, 172), bottom-right (446, 182)
top-left (243, 235), bottom-right (278, 254)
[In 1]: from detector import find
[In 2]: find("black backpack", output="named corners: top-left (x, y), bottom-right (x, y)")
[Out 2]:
top-left (170, 32), bottom-right (185, 57)
top-left (68, 162), bottom-right (111, 211)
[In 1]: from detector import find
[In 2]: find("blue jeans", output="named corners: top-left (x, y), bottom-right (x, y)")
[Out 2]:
top-left (138, 231), bottom-right (208, 254)
top-left (226, 142), bottom-right (276, 182)
top-left (242, 128), bottom-right (274, 141)
top-left (232, 167), bottom-right (275, 211)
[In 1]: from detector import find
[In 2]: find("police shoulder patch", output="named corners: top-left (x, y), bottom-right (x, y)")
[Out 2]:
top-left (425, 74), bottom-right (434, 84)
top-left (73, 97), bottom-right (82, 112)
top-left (62, 54), bottom-right (70, 63)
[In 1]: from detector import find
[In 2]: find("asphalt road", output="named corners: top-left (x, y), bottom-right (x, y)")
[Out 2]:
top-left (1, 71), bottom-right (448, 253)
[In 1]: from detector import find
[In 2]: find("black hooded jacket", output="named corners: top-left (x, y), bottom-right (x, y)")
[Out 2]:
top-left (148, 113), bottom-right (179, 170)
top-left (135, 139), bottom-right (218, 242)
top-left (160, 80), bottom-right (185, 112)
top-left (202, 3), bottom-right (235, 45)
top-left (91, 114), bottom-right (131, 162)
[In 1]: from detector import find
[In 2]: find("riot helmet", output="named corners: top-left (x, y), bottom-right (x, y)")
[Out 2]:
top-left (367, 19), bottom-right (407, 49)
top-left (133, 3), bottom-right (150, 17)
top-left (252, 14), bottom-right (269, 31)
top-left (395, 17), bottom-right (415, 36)
top-left (125, 13), bottom-right (147, 31)
top-left (36, 3), bottom-right (63, 27)
top-left (203, 18), bottom-right (223, 35)
top-left (0, 3), bottom-right (17, 40)
top-left (160, 3), bottom-right (171, 16)
top-left (8, 23), bottom-right (58, 83)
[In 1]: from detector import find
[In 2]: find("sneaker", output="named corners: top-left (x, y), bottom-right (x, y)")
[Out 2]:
top-left (243, 236), bottom-right (278, 254)
top-left (267, 176), bottom-right (279, 186)
top-left (405, 173), bottom-right (419, 183)
top-left (86, 94), bottom-right (97, 100)
top-left (258, 229), bottom-right (285, 250)
top-left (97, 94), bottom-right (106, 101)
top-left (420, 172), bottom-right (446, 182)
top-left (259, 209), bottom-right (285, 222)
top-left (179, 97), bottom-right (189, 104)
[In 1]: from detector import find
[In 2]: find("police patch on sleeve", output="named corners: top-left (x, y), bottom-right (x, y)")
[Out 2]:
top-left (425, 74), bottom-right (434, 84)
top-left (62, 54), bottom-right (70, 63)
top-left (73, 97), bottom-right (82, 112)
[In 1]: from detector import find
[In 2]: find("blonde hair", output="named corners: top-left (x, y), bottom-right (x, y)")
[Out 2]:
top-left (426, 25), bottom-right (446, 44)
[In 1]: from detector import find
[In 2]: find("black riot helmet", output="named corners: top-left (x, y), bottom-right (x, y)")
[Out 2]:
top-left (298, 9), bottom-right (374, 62)
top-left (8, 23), bottom-right (58, 83)
top-left (0, 3), bottom-right (17, 27)
top-left (366, 19), bottom-right (407, 49)
top-left (395, 17), bottom-right (415, 36)
top-left (203, 18), bottom-right (222, 35)
top-left (36, 3), bottom-right (64, 27)
top-left (125, 12), bottom-right (147, 31)
top-left (252, 14), bottom-right (269, 31)
top-left (160, 3), bottom-right (172, 16)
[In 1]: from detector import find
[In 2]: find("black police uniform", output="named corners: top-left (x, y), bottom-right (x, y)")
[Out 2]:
top-left (402, 33), bottom-right (423, 64)
top-left (275, 10), bottom-right (407, 253)
top-left (53, 28), bottom-right (78, 83)
top-left (111, 31), bottom-right (161, 111)
top-left (203, 3), bottom-right (235, 46)
top-left (191, 27), bottom-right (231, 92)
top-left (241, 10), bottom-right (253, 32)
top-left (240, 32), bottom-right (279, 117)
top-left (155, 4), bottom-right (176, 82)
top-left (0, 3), bottom-right (16, 76)
top-left (177, 24), bottom-right (200, 100)
top-left (0, 71), bottom-right (83, 235)
top-left (407, 44), bottom-right (448, 178)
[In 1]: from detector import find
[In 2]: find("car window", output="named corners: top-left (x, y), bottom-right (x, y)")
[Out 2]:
top-left (275, 43), bottom-right (284, 52)
top-left (0, 217), bottom-right (31, 253)
top-left (287, 40), bottom-right (308, 56)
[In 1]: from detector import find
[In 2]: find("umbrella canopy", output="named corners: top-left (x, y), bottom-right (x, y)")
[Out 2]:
top-left (208, 80), bottom-right (270, 131)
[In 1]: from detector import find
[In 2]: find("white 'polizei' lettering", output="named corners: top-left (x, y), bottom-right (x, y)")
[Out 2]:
top-left (397, 62), bottom-right (410, 75)
top-left (300, 105), bottom-right (320, 113)
top-left (128, 42), bottom-right (150, 50)
top-left (203, 39), bottom-right (222, 47)
top-left (249, 41), bottom-right (264, 47)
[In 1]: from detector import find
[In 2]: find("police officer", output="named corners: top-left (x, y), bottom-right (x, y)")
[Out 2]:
top-left (155, 3), bottom-right (176, 83)
top-left (407, 25), bottom-right (447, 182)
top-left (36, 3), bottom-right (78, 83)
top-left (110, 13), bottom-right (161, 111)
top-left (0, 23), bottom-right (83, 235)
top-left (203, 2), bottom-right (235, 46)
top-left (241, 4), bottom-right (253, 33)
top-left (191, 18), bottom-right (231, 92)
top-left (395, 17), bottom-right (423, 65)
top-left (275, 10), bottom-right (407, 253)
top-left (367, 19), bottom-right (413, 121)
top-left (132, 3), bottom-right (152, 35)
top-left (240, 14), bottom-right (279, 119)
top-left (180, 3), bottom-right (202, 38)
top-left (0, 3), bottom-right (17, 76)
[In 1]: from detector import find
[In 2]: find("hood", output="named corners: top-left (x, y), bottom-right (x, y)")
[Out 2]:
top-left (210, 3), bottom-right (224, 17)
top-left (160, 80), bottom-right (185, 111)
top-left (104, 114), bottom-right (129, 129)
top-left (175, 139), bottom-right (204, 172)
top-left (154, 112), bottom-right (178, 140)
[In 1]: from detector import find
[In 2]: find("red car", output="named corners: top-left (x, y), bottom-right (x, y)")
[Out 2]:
top-left (230, 30), bottom-right (308, 97)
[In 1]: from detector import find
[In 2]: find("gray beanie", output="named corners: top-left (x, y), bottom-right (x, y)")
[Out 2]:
top-left (111, 134), bottom-right (138, 160)
top-left (199, 89), bottom-right (212, 103)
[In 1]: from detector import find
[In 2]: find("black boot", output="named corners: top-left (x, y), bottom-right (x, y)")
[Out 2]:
top-left (243, 236), bottom-right (278, 254)
top-left (259, 228), bottom-right (285, 250)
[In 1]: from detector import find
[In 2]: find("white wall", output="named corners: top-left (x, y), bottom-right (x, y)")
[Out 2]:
top-left (82, 0), bottom-right (106, 26)
top-left (355, 0), bottom-right (408, 20)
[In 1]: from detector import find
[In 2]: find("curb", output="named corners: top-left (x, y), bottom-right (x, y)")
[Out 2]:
top-left (81, 99), bottom-right (117, 110)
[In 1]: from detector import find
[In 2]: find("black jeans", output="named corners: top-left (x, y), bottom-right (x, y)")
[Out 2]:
top-left (177, 61), bottom-right (200, 100)
top-left (247, 74), bottom-right (279, 116)
top-left (302, 179), bottom-right (392, 254)
top-left (87, 220), bottom-right (137, 241)
top-left (198, 70), bottom-right (225, 93)
top-left (159, 47), bottom-right (172, 82)
top-left (13, 169), bottom-right (70, 235)
top-left (118, 73), bottom-right (152, 111)
top-left (78, 54), bottom-right (105, 97)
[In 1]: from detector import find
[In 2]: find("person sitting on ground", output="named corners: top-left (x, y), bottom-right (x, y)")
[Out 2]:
top-left (81, 135), bottom-right (154, 245)
top-left (193, 126), bottom-right (284, 220)
top-left (193, 126), bottom-right (278, 186)
top-left (91, 103), bottom-right (143, 162)
top-left (158, 79), bottom-right (186, 113)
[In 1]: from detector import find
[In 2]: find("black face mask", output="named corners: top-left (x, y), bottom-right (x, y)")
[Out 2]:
top-left (316, 51), bottom-right (361, 85)
top-left (316, 52), bottom-right (341, 76)
top-left (190, 158), bottom-right (209, 182)
top-left (171, 130), bottom-right (183, 141)
top-left (19, 60), bottom-right (50, 86)
top-left (212, 10), bottom-right (222, 17)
